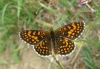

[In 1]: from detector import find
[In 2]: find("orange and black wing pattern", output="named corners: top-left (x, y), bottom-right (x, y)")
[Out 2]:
top-left (55, 37), bottom-right (75, 55)
top-left (54, 22), bottom-right (85, 55)
top-left (55, 22), bottom-right (85, 40)
top-left (34, 38), bottom-right (52, 56)
top-left (19, 30), bottom-right (52, 56)
top-left (19, 22), bottom-right (85, 56)
top-left (19, 30), bottom-right (50, 45)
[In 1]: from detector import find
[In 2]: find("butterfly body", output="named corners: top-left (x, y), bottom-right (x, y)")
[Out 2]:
top-left (19, 22), bottom-right (85, 56)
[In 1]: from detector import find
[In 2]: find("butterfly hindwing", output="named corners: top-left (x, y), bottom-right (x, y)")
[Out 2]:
top-left (55, 37), bottom-right (75, 55)
top-left (34, 38), bottom-right (52, 56)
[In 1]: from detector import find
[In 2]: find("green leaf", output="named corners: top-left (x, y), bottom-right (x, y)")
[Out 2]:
top-left (82, 46), bottom-right (92, 60)
top-left (11, 41), bottom-right (20, 63)
top-left (54, 15), bottom-right (68, 30)
top-left (0, 43), bottom-right (6, 52)
top-left (1, 2), bottom-right (11, 25)
top-left (0, 58), bottom-right (9, 65)
top-left (38, 2), bottom-right (57, 14)
top-left (82, 46), bottom-right (96, 69)
top-left (82, 58), bottom-right (96, 69)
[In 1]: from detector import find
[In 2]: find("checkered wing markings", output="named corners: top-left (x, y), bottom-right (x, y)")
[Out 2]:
top-left (56, 37), bottom-right (75, 55)
top-left (19, 30), bottom-right (50, 45)
top-left (34, 38), bottom-right (52, 56)
top-left (55, 22), bottom-right (84, 39)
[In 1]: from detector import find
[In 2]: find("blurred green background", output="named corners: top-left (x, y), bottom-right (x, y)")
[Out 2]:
top-left (0, 0), bottom-right (100, 69)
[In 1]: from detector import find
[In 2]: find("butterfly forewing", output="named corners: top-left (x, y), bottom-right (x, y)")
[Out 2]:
top-left (55, 22), bottom-right (85, 40)
top-left (19, 30), bottom-right (50, 45)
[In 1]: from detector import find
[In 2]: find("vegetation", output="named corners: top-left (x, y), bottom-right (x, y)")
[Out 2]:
top-left (0, 0), bottom-right (100, 69)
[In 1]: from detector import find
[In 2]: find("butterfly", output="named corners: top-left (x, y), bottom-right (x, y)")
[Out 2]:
top-left (19, 22), bottom-right (85, 56)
